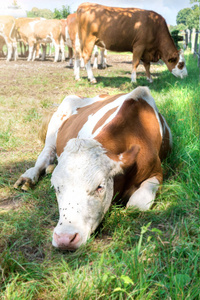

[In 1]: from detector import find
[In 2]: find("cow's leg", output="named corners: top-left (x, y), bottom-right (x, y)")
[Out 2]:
top-left (27, 41), bottom-right (34, 61)
top-left (60, 37), bottom-right (65, 62)
top-left (14, 104), bottom-right (67, 190)
top-left (74, 33), bottom-right (81, 80)
top-left (93, 45), bottom-right (98, 69)
top-left (13, 44), bottom-right (18, 61)
top-left (74, 56), bottom-right (80, 80)
top-left (14, 95), bottom-right (93, 191)
top-left (35, 43), bottom-right (41, 59)
top-left (143, 61), bottom-right (153, 83)
top-left (126, 176), bottom-right (160, 211)
top-left (32, 44), bottom-right (37, 61)
top-left (68, 47), bottom-right (73, 67)
top-left (85, 60), bottom-right (97, 83)
top-left (101, 49), bottom-right (107, 69)
top-left (6, 42), bottom-right (12, 61)
top-left (80, 57), bottom-right (85, 68)
top-left (131, 47), bottom-right (145, 82)
top-left (81, 38), bottom-right (96, 83)
top-left (54, 43), bottom-right (60, 62)
top-left (41, 44), bottom-right (46, 61)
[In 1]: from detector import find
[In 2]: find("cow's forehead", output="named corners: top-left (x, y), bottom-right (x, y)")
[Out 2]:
top-left (51, 139), bottom-right (115, 188)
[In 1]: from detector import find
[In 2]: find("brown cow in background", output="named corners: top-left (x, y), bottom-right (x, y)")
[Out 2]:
top-left (76, 2), bottom-right (188, 83)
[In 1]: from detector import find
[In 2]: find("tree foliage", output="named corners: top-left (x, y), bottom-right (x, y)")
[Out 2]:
top-left (53, 5), bottom-right (71, 19)
top-left (176, 8), bottom-right (193, 27)
top-left (176, 4), bottom-right (200, 29)
top-left (27, 7), bottom-right (54, 19)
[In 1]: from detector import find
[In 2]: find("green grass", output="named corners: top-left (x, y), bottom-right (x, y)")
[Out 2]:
top-left (0, 52), bottom-right (199, 299)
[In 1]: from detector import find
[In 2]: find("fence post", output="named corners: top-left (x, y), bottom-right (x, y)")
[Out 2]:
top-left (189, 29), bottom-right (192, 44)
top-left (185, 30), bottom-right (188, 48)
top-left (191, 28), bottom-right (196, 54)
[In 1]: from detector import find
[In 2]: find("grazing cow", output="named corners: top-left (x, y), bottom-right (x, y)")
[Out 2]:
top-left (63, 13), bottom-right (107, 77)
top-left (14, 86), bottom-right (172, 250)
top-left (16, 18), bottom-right (64, 62)
top-left (76, 3), bottom-right (188, 83)
top-left (0, 15), bottom-right (17, 61)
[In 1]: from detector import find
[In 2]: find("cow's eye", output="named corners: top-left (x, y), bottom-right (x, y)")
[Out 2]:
top-left (96, 185), bottom-right (104, 193)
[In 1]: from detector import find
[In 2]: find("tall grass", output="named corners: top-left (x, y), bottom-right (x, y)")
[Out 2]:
top-left (0, 52), bottom-right (199, 299)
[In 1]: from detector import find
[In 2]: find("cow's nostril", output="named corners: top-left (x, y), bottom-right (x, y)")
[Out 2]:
top-left (53, 232), bottom-right (80, 250)
top-left (70, 233), bottom-right (78, 243)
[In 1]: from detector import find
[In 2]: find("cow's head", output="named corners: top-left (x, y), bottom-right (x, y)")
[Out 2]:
top-left (51, 138), bottom-right (139, 250)
top-left (169, 50), bottom-right (188, 78)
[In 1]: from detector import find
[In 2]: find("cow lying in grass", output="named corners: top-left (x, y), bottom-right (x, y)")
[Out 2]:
top-left (14, 86), bottom-right (172, 250)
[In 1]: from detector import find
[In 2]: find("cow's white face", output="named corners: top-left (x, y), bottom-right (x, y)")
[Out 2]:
top-left (171, 50), bottom-right (188, 78)
top-left (51, 139), bottom-right (123, 250)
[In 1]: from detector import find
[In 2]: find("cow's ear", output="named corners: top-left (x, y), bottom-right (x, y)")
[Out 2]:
top-left (107, 145), bottom-right (140, 175)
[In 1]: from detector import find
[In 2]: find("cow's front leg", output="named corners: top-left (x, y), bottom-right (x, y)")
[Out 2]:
top-left (14, 145), bottom-right (56, 191)
top-left (85, 60), bottom-right (97, 83)
top-left (126, 176), bottom-right (160, 211)
top-left (14, 103), bottom-right (69, 190)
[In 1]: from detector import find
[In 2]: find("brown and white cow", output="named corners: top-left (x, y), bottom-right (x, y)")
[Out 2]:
top-left (0, 15), bottom-right (17, 61)
top-left (63, 13), bottom-right (107, 76)
top-left (14, 86), bottom-right (172, 250)
top-left (16, 18), bottom-right (64, 62)
top-left (76, 3), bottom-right (188, 83)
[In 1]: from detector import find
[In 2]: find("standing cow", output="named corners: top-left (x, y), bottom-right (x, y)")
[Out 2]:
top-left (16, 18), bottom-right (64, 62)
top-left (76, 3), bottom-right (187, 83)
top-left (14, 86), bottom-right (172, 250)
top-left (0, 15), bottom-right (17, 61)
top-left (63, 13), bottom-right (107, 77)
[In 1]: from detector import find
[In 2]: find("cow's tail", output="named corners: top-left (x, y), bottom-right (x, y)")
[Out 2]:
top-left (38, 109), bottom-right (56, 143)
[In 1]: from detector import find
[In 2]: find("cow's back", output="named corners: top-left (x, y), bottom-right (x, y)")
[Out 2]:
top-left (77, 3), bottom-right (166, 52)
top-left (56, 94), bottom-right (120, 156)
top-left (34, 19), bottom-right (62, 38)
top-left (56, 91), bottom-right (163, 160)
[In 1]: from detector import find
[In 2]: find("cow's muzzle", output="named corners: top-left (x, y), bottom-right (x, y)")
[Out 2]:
top-left (53, 232), bottom-right (81, 250)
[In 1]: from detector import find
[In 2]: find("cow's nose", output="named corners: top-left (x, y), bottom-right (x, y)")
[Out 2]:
top-left (53, 232), bottom-right (80, 250)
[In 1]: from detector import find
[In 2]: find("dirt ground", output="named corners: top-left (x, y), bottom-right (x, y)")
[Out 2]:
top-left (0, 53), bottom-right (164, 102)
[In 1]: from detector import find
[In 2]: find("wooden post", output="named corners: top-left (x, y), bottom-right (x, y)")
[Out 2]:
top-left (191, 28), bottom-right (196, 54)
top-left (185, 30), bottom-right (188, 48)
top-left (194, 31), bottom-right (198, 55)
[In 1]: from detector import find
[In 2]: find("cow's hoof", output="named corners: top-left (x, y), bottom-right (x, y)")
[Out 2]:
top-left (147, 77), bottom-right (153, 83)
top-left (14, 177), bottom-right (33, 191)
top-left (90, 78), bottom-right (97, 84)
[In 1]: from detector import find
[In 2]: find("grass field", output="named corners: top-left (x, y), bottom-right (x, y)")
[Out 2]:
top-left (0, 51), bottom-right (199, 299)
